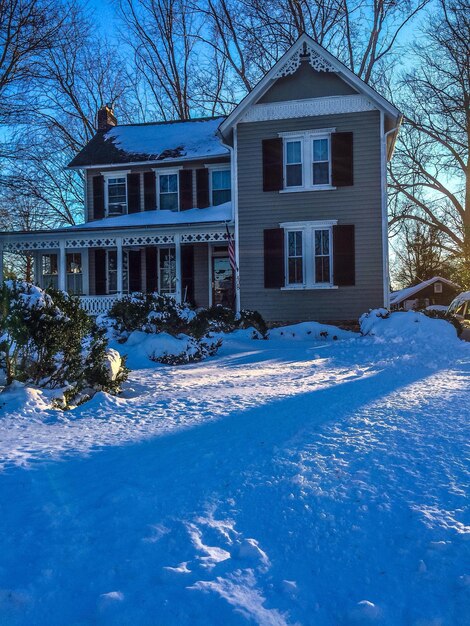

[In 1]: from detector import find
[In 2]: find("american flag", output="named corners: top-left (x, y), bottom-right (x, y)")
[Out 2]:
top-left (226, 224), bottom-right (238, 274)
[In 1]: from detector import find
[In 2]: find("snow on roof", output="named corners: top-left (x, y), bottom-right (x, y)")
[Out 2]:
top-left (390, 277), bottom-right (458, 305)
top-left (69, 204), bottom-right (232, 231)
top-left (68, 117), bottom-right (228, 168)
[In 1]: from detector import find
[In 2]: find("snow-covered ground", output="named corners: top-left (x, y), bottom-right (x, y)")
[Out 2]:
top-left (0, 314), bottom-right (469, 625)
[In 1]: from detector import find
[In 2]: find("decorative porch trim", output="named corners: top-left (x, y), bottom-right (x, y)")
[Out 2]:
top-left (181, 231), bottom-right (231, 244)
top-left (122, 234), bottom-right (174, 246)
top-left (66, 237), bottom-right (117, 248)
top-left (239, 95), bottom-right (375, 124)
top-left (4, 240), bottom-right (61, 252)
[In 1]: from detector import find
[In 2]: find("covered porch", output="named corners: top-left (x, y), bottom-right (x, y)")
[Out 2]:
top-left (0, 220), bottom-right (236, 316)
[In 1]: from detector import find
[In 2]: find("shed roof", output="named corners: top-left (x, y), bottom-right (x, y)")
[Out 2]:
top-left (390, 277), bottom-right (459, 305)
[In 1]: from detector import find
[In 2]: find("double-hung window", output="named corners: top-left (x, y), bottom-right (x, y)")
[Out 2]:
top-left (66, 252), bottom-right (82, 294)
top-left (211, 169), bottom-right (231, 205)
top-left (159, 172), bottom-right (179, 211)
top-left (107, 177), bottom-right (127, 215)
top-left (42, 254), bottom-right (58, 289)
top-left (159, 247), bottom-right (176, 294)
top-left (287, 231), bottom-right (304, 284)
top-left (314, 229), bottom-right (331, 284)
top-left (283, 221), bottom-right (335, 289)
top-left (281, 129), bottom-right (334, 191)
top-left (312, 138), bottom-right (330, 185)
top-left (107, 250), bottom-right (129, 294)
top-left (285, 140), bottom-right (303, 188)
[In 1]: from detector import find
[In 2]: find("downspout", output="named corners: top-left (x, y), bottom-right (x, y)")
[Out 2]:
top-left (219, 126), bottom-right (241, 315)
top-left (380, 112), bottom-right (402, 309)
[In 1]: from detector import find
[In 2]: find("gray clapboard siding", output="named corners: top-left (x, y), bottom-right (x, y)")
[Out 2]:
top-left (236, 109), bottom-right (384, 322)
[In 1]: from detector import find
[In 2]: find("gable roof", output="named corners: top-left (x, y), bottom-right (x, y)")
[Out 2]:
top-left (218, 33), bottom-right (401, 139)
top-left (68, 116), bottom-right (228, 168)
top-left (390, 277), bottom-right (459, 305)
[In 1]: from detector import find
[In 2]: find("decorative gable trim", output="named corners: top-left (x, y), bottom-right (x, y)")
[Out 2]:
top-left (219, 33), bottom-right (400, 138)
top-left (273, 41), bottom-right (337, 78)
top-left (240, 95), bottom-right (375, 123)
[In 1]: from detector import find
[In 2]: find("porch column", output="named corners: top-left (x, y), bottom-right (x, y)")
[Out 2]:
top-left (175, 234), bottom-right (182, 303)
top-left (0, 242), bottom-right (4, 282)
top-left (58, 240), bottom-right (66, 291)
top-left (116, 237), bottom-right (123, 296)
top-left (33, 252), bottom-right (41, 286)
top-left (82, 249), bottom-right (90, 295)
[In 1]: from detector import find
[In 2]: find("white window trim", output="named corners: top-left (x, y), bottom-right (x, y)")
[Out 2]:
top-left (101, 170), bottom-right (130, 217)
top-left (280, 220), bottom-right (338, 290)
top-left (279, 128), bottom-right (337, 193)
top-left (207, 164), bottom-right (232, 207)
top-left (154, 167), bottom-right (181, 211)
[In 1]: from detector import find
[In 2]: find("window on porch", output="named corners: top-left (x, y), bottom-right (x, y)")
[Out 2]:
top-left (66, 253), bottom-right (83, 294)
top-left (159, 247), bottom-right (176, 294)
top-left (42, 254), bottom-right (58, 289)
top-left (107, 250), bottom-right (129, 294)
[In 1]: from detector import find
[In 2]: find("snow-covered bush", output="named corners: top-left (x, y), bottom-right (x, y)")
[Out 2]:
top-left (189, 306), bottom-right (268, 339)
top-left (0, 281), bottom-right (128, 407)
top-left (105, 294), bottom-right (268, 365)
top-left (421, 308), bottom-right (463, 336)
top-left (108, 292), bottom-right (196, 336)
top-left (359, 308), bottom-right (459, 344)
top-left (153, 335), bottom-right (222, 365)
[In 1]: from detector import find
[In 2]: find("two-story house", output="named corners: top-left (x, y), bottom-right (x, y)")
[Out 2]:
top-left (0, 34), bottom-right (401, 322)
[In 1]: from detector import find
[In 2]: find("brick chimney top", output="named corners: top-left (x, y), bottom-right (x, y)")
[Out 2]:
top-left (97, 104), bottom-right (117, 131)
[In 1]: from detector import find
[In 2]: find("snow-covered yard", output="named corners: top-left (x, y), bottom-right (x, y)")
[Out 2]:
top-left (0, 314), bottom-right (469, 625)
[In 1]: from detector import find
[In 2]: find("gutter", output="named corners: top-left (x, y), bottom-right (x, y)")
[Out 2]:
top-left (380, 113), bottom-right (402, 309)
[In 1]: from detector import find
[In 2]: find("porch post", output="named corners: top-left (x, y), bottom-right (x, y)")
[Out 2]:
top-left (58, 240), bottom-right (66, 291)
top-left (82, 249), bottom-right (90, 295)
top-left (33, 252), bottom-right (40, 285)
top-left (116, 237), bottom-right (123, 296)
top-left (175, 233), bottom-right (182, 303)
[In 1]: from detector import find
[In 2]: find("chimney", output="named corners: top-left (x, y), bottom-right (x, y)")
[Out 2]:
top-left (97, 104), bottom-right (117, 131)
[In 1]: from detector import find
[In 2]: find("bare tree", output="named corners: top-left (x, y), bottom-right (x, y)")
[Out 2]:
top-left (391, 221), bottom-right (452, 289)
top-left (390, 0), bottom-right (470, 287)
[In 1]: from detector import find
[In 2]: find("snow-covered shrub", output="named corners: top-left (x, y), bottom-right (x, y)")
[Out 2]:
top-left (189, 306), bottom-right (268, 339)
top-left (421, 308), bottom-right (463, 336)
top-left (153, 335), bottom-right (222, 365)
top-left (0, 281), bottom-right (128, 407)
top-left (108, 292), bottom-right (195, 337)
top-left (359, 308), bottom-right (459, 344)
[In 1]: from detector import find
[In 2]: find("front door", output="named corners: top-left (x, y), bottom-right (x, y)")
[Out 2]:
top-left (212, 256), bottom-right (234, 308)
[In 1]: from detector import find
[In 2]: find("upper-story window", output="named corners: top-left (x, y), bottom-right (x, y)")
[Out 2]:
top-left (281, 129), bottom-right (334, 191)
top-left (211, 169), bottom-right (231, 205)
top-left (285, 140), bottom-right (303, 188)
top-left (159, 171), bottom-right (179, 211)
top-left (107, 176), bottom-right (127, 215)
top-left (312, 138), bottom-right (330, 185)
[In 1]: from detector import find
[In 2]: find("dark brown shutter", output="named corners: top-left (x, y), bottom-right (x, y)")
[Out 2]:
top-left (181, 244), bottom-right (194, 304)
top-left (333, 225), bottom-right (355, 286)
top-left (128, 250), bottom-right (141, 292)
top-left (92, 175), bottom-right (104, 219)
top-left (145, 247), bottom-right (158, 293)
top-left (262, 138), bottom-right (283, 192)
top-left (179, 169), bottom-right (193, 211)
top-left (196, 168), bottom-right (209, 208)
top-left (264, 228), bottom-right (285, 288)
top-left (127, 173), bottom-right (141, 213)
top-left (144, 171), bottom-right (156, 211)
top-left (331, 132), bottom-right (353, 187)
top-left (94, 249), bottom-right (107, 295)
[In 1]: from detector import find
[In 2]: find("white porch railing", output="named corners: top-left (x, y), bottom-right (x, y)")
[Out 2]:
top-left (79, 295), bottom-right (120, 316)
